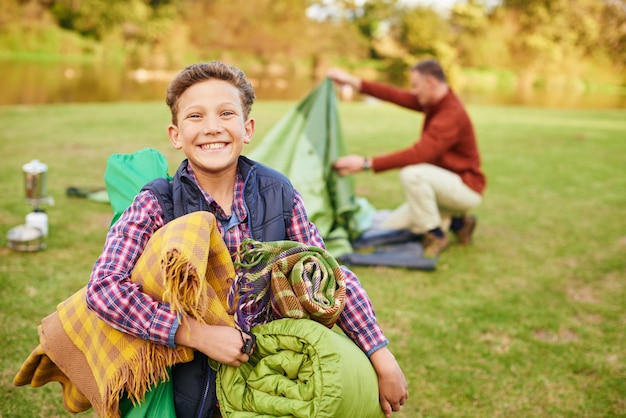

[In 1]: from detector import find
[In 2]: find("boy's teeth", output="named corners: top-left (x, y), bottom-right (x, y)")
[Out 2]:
top-left (202, 143), bottom-right (224, 149)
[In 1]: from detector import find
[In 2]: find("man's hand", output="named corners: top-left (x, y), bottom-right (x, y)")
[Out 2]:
top-left (370, 347), bottom-right (409, 417)
top-left (327, 68), bottom-right (362, 90)
top-left (333, 154), bottom-right (368, 176)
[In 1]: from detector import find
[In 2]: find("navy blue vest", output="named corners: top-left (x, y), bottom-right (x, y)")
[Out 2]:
top-left (143, 156), bottom-right (294, 242)
top-left (141, 156), bottom-right (295, 418)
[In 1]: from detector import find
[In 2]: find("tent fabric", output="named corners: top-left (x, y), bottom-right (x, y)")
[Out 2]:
top-left (104, 147), bottom-right (170, 225)
top-left (248, 78), bottom-right (361, 258)
top-left (216, 318), bottom-right (385, 418)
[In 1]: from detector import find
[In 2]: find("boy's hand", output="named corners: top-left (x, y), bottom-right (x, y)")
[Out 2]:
top-left (175, 317), bottom-right (253, 366)
top-left (370, 347), bottom-right (409, 417)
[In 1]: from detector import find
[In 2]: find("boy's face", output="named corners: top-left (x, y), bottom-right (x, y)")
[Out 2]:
top-left (168, 79), bottom-right (254, 176)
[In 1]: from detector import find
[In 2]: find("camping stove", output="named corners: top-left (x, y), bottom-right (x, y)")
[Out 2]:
top-left (6, 160), bottom-right (53, 251)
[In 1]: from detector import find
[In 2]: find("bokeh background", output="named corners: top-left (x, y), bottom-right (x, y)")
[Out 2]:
top-left (1, 0), bottom-right (624, 108)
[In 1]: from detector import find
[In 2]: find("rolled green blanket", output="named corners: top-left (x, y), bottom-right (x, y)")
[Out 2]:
top-left (216, 318), bottom-right (385, 418)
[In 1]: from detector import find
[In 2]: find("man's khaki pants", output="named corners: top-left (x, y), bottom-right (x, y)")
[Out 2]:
top-left (380, 164), bottom-right (482, 233)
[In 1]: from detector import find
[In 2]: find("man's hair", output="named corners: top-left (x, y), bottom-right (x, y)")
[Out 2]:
top-left (166, 61), bottom-right (255, 125)
top-left (411, 59), bottom-right (447, 83)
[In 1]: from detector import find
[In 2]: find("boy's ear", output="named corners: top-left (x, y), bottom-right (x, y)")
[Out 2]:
top-left (244, 118), bottom-right (255, 144)
top-left (168, 124), bottom-right (183, 149)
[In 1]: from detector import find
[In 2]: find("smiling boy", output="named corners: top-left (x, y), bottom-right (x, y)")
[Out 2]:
top-left (86, 61), bottom-right (408, 417)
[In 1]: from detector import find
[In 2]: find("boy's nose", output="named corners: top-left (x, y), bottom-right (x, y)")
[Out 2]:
top-left (202, 116), bottom-right (224, 134)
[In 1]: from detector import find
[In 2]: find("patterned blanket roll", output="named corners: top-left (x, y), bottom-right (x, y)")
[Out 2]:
top-left (232, 238), bottom-right (346, 332)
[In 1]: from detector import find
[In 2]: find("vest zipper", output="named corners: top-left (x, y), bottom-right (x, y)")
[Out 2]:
top-left (196, 370), bottom-right (212, 418)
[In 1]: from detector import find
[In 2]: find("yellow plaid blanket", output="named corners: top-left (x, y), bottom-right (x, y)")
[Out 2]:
top-left (13, 211), bottom-right (236, 418)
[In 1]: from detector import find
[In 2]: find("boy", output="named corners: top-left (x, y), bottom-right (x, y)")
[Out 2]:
top-left (86, 61), bottom-right (408, 417)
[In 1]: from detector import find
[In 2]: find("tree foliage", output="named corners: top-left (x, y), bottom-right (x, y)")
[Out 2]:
top-left (599, 0), bottom-right (626, 74)
top-left (1, 0), bottom-right (624, 87)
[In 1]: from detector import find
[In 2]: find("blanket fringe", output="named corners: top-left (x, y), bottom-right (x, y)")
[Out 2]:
top-left (162, 249), bottom-right (209, 324)
top-left (101, 343), bottom-right (190, 417)
top-left (98, 249), bottom-right (207, 417)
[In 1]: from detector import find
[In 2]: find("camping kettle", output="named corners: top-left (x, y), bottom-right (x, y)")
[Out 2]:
top-left (23, 159), bottom-right (48, 202)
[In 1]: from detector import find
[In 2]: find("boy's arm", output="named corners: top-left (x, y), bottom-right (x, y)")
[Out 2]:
top-left (337, 261), bottom-right (409, 416)
top-left (86, 191), bottom-right (179, 347)
top-left (286, 189), bottom-right (408, 415)
top-left (286, 190), bottom-right (388, 353)
top-left (336, 267), bottom-right (388, 353)
top-left (370, 347), bottom-right (409, 417)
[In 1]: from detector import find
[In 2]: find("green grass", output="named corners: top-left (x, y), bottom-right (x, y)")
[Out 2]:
top-left (1, 100), bottom-right (625, 417)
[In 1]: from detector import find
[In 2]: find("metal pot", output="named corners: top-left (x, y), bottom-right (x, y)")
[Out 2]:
top-left (7, 224), bottom-right (46, 251)
top-left (23, 160), bottom-right (48, 202)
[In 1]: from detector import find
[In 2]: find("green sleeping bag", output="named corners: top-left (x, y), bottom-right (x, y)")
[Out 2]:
top-left (216, 318), bottom-right (385, 418)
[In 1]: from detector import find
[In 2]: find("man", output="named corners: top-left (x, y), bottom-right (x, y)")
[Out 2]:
top-left (328, 59), bottom-right (486, 258)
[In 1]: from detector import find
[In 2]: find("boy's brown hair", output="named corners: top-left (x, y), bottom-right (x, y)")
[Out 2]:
top-left (166, 61), bottom-right (256, 125)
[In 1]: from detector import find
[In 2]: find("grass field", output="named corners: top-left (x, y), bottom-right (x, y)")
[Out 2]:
top-left (1, 98), bottom-right (625, 417)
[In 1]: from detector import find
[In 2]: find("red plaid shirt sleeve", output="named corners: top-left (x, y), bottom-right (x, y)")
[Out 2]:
top-left (87, 182), bottom-right (388, 355)
top-left (288, 191), bottom-right (389, 356)
top-left (86, 191), bottom-right (179, 347)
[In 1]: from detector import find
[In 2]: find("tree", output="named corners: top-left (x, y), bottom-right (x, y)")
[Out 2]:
top-left (450, 0), bottom-right (497, 67)
top-left (398, 5), bottom-right (449, 57)
top-left (599, 0), bottom-right (626, 79)
top-left (51, 0), bottom-right (151, 40)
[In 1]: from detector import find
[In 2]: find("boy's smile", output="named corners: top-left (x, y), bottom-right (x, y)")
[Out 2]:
top-left (200, 142), bottom-right (227, 150)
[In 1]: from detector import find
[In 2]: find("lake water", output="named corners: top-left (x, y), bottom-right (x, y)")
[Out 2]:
top-left (2, 60), bottom-right (625, 108)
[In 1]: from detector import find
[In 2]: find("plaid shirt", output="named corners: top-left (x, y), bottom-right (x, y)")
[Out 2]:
top-left (87, 165), bottom-right (387, 356)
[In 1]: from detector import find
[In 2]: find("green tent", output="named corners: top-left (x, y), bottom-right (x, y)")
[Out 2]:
top-left (248, 78), bottom-right (369, 257)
